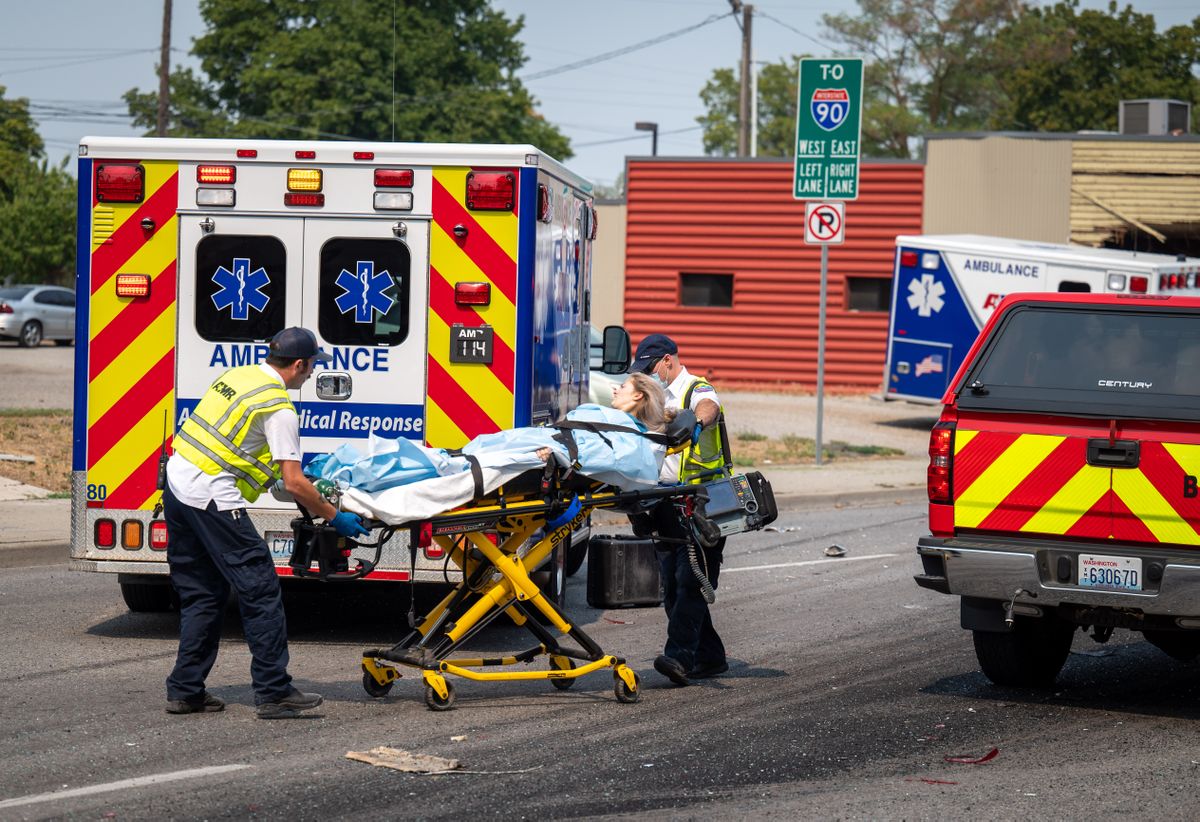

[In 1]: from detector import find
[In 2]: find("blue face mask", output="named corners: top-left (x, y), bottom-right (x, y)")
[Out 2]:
top-left (652, 372), bottom-right (668, 389)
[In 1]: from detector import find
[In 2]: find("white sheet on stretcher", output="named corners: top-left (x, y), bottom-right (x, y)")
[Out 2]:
top-left (307, 405), bottom-right (665, 526)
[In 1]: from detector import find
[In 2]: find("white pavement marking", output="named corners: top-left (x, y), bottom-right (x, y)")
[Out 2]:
top-left (0, 764), bottom-right (251, 810)
top-left (723, 553), bottom-right (898, 574)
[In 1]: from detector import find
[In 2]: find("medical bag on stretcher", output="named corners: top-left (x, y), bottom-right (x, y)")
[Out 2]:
top-left (586, 471), bottom-right (777, 608)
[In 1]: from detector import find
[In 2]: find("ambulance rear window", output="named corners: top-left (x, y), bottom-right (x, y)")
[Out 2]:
top-left (194, 235), bottom-right (287, 342)
top-left (961, 305), bottom-right (1200, 419)
top-left (318, 238), bottom-right (410, 347)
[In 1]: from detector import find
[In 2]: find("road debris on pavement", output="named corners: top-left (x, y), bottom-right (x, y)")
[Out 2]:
top-left (824, 544), bottom-right (848, 557)
top-left (944, 747), bottom-right (999, 765)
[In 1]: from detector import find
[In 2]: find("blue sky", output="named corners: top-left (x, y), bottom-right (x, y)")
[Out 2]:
top-left (1, 0), bottom-right (1195, 187)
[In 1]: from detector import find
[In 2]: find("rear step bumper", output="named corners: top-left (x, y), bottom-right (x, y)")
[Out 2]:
top-left (916, 535), bottom-right (1200, 619)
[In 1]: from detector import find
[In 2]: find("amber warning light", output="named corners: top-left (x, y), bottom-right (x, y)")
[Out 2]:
top-left (115, 274), bottom-right (151, 298)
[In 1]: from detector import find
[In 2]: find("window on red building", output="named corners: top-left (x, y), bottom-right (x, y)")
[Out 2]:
top-left (679, 272), bottom-right (733, 307)
top-left (845, 276), bottom-right (891, 312)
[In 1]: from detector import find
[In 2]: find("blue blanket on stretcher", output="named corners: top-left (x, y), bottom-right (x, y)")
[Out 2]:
top-left (306, 404), bottom-right (663, 494)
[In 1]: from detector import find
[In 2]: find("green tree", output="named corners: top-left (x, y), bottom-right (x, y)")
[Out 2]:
top-left (124, 0), bottom-right (571, 158)
top-left (697, 58), bottom-right (803, 157)
top-left (822, 0), bottom-right (1024, 157)
top-left (0, 87), bottom-right (75, 285)
top-left (990, 1), bottom-right (1200, 132)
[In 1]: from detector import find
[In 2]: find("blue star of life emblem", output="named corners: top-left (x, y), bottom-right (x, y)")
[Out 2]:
top-left (211, 257), bottom-right (270, 321)
top-left (334, 260), bottom-right (396, 323)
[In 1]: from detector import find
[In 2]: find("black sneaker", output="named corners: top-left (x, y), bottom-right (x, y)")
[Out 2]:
top-left (256, 687), bottom-right (323, 720)
top-left (688, 660), bottom-right (729, 680)
top-left (165, 693), bottom-right (226, 714)
top-left (653, 655), bottom-right (690, 686)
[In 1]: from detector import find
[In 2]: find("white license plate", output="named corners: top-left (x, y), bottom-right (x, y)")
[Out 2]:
top-left (1078, 554), bottom-right (1142, 592)
top-left (265, 531), bottom-right (295, 560)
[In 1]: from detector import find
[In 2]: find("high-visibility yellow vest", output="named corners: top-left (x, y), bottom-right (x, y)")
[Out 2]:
top-left (172, 365), bottom-right (295, 503)
top-left (677, 377), bottom-right (732, 484)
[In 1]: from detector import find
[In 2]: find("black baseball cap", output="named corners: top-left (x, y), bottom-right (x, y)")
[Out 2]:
top-left (628, 333), bottom-right (677, 374)
top-left (269, 327), bottom-right (332, 362)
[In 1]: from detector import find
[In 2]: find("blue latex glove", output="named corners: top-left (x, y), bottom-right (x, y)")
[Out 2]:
top-left (691, 422), bottom-right (703, 445)
top-left (331, 511), bottom-right (368, 538)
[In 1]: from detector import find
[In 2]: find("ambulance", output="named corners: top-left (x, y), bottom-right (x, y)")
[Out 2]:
top-left (884, 234), bottom-right (1200, 403)
top-left (69, 137), bottom-right (612, 611)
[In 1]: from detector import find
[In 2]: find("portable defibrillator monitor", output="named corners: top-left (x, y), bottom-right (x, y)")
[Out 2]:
top-left (700, 472), bottom-right (777, 536)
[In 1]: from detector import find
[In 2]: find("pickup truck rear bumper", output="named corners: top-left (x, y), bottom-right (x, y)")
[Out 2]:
top-left (916, 534), bottom-right (1200, 620)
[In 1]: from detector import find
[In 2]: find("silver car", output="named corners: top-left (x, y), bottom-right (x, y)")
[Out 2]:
top-left (0, 285), bottom-right (76, 347)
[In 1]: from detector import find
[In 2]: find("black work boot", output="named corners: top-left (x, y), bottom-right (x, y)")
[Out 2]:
top-left (165, 692), bottom-right (226, 714)
top-left (653, 655), bottom-right (690, 686)
top-left (256, 687), bottom-right (323, 719)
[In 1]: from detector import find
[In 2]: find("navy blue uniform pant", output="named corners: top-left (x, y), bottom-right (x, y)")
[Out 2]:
top-left (653, 500), bottom-right (726, 672)
top-left (163, 485), bottom-right (292, 705)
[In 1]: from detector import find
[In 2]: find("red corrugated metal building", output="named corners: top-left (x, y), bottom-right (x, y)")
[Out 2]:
top-left (622, 157), bottom-right (924, 390)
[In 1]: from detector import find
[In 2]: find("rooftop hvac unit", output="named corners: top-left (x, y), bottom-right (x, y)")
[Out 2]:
top-left (1119, 99), bottom-right (1191, 135)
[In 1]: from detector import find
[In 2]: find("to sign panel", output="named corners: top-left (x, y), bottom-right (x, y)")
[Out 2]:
top-left (794, 58), bottom-right (864, 201)
top-left (804, 202), bottom-right (846, 244)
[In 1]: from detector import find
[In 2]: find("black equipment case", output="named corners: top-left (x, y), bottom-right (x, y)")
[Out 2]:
top-left (586, 535), bottom-right (662, 609)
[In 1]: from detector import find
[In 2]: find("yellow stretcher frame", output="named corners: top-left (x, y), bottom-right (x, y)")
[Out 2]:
top-left (360, 475), bottom-right (703, 710)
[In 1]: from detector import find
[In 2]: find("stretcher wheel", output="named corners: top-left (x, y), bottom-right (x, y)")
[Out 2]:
top-left (362, 671), bottom-right (394, 698)
top-left (613, 671), bottom-right (640, 704)
top-left (424, 681), bottom-right (456, 711)
top-left (550, 656), bottom-right (575, 690)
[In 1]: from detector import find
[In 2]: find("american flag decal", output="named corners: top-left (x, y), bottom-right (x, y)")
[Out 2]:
top-left (915, 353), bottom-right (944, 377)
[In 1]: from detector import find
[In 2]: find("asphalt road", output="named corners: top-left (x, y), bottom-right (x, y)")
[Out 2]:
top-left (3, 499), bottom-right (1200, 820)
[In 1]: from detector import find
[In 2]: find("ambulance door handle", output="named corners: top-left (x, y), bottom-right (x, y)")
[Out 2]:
top-left (316, 373), bottom-right (352, 400)
top-left (1086, 439), bottom-right (1139, 469)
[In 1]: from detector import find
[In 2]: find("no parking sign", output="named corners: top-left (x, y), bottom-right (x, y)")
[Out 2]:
top-left (804, 202), bottom-right (845, 245)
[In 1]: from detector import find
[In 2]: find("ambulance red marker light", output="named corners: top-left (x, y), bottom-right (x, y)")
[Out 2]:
top-left (454, 282), bottom-right (491, 306)
top-left (236, 149), bottom-right (258, 158)
top-left (416, 522), bottom-right (432, 548)
top-left (95, 519), bottom-right (116, 549)
top-left (1129, 276), bottom-right (1148, 294)
top-left (354, 151), bottom-right (375, 161)
top-left (196, 164), bottom-right (236, 184)
top-left (149, 521), bottom-right (169, 550)
top-left (115, 274), bottom-right (151, 298)
top-left (424, 542), bottom-right (445, 560)
top-left (96, 164), bottom-right (145, 203)
top-left (900, 250), bottom-right (919, 268)
top-left (537, 183), bottom-right (552, 222)
top-left (295, 150), bottom-right (316, 160)
top-left (466, 171), bottom-right (515, 211)
top-left (284, 192), bottom-right (325, 207)
top-left (374, 168), bottom-right (414, 187)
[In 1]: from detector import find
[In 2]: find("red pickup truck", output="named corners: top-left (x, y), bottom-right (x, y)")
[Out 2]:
top-left (915, 292), bottom-right (1200, 686)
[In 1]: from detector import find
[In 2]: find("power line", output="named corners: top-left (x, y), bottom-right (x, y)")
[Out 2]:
top-left (0, 48), bottom-right (161, 78)
top-left (756, 10), bottom-right (833, 52)
top-left (574, 125), bottom-right (701, 149)
top-left (523, 11), bottom-right (735, 82)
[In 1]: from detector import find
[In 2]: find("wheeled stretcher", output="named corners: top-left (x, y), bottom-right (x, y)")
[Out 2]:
top-left (286, 412), bottom-right (777, 710)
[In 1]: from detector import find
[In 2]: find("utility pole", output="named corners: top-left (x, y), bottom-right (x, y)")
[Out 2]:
top-left (156, 0), bottom-right (172, 137)
top-left (729, 1), bottom-right (754, 156)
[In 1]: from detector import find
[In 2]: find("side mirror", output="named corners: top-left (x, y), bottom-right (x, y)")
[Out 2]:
top-left (601, 325), bottom-right (631, 374)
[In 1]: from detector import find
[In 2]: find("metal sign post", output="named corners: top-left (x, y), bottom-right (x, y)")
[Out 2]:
top-left (794, 57), bottom-right (861, 467)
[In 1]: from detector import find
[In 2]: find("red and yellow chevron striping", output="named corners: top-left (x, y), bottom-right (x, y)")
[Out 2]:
top-left (426, 167), bottom-right (519, 448)
top-left (86, 162), bottom-right (179, 511)
top-left (954, 428), bottom-right (1200, 545)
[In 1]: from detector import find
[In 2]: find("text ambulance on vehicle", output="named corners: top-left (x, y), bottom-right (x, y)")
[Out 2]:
top-left (885, 234), bottom-right (1200, 403)
top-left (69, 137), bottom-right (617, 612)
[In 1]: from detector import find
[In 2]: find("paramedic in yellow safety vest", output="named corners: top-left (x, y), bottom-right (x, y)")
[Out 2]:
top-left (628, 333), bottom-right (732, 687)
top-left (163, 327), bottom-right (369, 720)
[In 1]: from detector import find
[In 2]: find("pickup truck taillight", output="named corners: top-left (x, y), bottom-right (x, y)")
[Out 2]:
top-left (928, 422), bottom-right (955, 503)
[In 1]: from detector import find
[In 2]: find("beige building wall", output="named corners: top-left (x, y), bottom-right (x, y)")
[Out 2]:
top-left (590, 202), bottom-right (626, 328)
top-left (924, 136), bottom-right (1072, 242)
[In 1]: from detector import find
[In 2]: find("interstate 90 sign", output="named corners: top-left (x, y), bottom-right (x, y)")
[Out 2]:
top-left (793, 58), bottom-right (863, 201)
